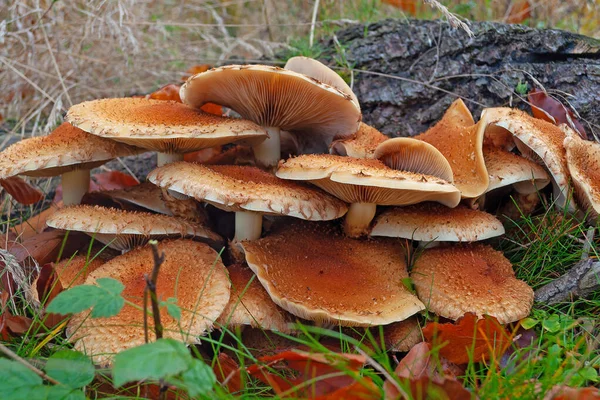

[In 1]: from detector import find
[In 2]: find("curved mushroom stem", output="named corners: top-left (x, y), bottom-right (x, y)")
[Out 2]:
top-left (234, 211), bottom-right (263, 241)
top-left (343, 202), bottom-right (377, 238)
top-left (61, 169), bottom-right (90, 205)
top-left (253, 127), bottom-right (281, 169)
top-left (157, 152), bottom-right (184, 167)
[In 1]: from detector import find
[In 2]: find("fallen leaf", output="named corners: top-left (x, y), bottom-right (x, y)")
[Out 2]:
top-left (184, 146), bottom-right (224, 164)
top-left (33, 263), bottom-right (63, 306)
top-left (200, 102), bottom-right (224, 116)
top-left (181, 64), bottom-right (212, 81)
top-left (506, 0), bottom-right (531, 23)
top-left (0, 177), bottom-right (43, 205)
top-left (422, 313), bottom-right (512, 365)
top-left (11, 201), bottom-right (62, 240)
top-left (547, 386), bottom-right (600, 400)
top-left (0, 291), bottom-right (33, 339)
top-left (213, 353), bottom-right (243, 393)
top-left (528, 89), bottom-right (587, 139)
top-left (382, 0), bottom-right (418, 14)
top-left (404, 376), bottom-right (474, 400)
top-left (148, 84), bottom-right (182, 102)
top-left (92, 171), bottom-right (139, 191)
top-left (315, 377), bottom-right (380, 400)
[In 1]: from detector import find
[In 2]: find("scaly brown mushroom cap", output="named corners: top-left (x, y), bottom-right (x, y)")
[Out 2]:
top-left (46, 205), bottom-right (222, 251)
top-left (53, 256), bottom-right (105, 288)
top-left (241, 221), bottom-right (425, 326)
top-left (411, 244), bottom-right (533, 324)
top-left (415, 99), bottom-right (489, 199)
top-left (329, 122), bottom-right (388, 159)
top-left (217, 264), bottom-right (292, 333)
top-left (66, 97), bottom-right (267, 152)
top-left (564, 130), bottom-right (600, 219)
top-left (484, 146), bottom-right (551, 194)
top-left (66, 240), bottom-right (230, 365)
top-left (371, 203), bottom-right (505, 242)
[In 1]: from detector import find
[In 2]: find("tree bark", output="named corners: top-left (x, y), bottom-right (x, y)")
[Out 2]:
top-left (319, 19), bottom-right (600, 139)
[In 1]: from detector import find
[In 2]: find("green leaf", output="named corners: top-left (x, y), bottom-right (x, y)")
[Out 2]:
top-left (579, 366), bottom-right (599, 382)
top-left (45, 350), bottom-right (95, 389)
top-left (162, 298), bottom-right (181, 321)
top-left (175, 359), bottom-right (216, 397)
top-left (542, 314), bottom-right (561, 333)
top-left (45, 386), bottom-right (86, 400)
top-left (520, 317), bottom-right (539, 330)
top-left (112, 338), bottom-right (192, 387)
top-left (46, 285), bottom-right (103, 315)
top-left (0, 359), bottom-right (43, 399)
top-left (97, 277), bottom-right (124, 295)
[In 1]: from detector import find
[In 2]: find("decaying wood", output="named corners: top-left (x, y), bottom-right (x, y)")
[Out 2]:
top-left (534, 258), bottom-right (600, 304)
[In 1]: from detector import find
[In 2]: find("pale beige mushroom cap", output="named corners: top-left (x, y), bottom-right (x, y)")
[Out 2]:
top-left (411, 244), bottom-right (533, 324)
top-left (564, 130), bottom-right (600, 219)
top-left (66, 98), bottom-right (267, 152)
top-left (373, 137), bottom-right (454, 183)
top-left (484, 146), bottom-right (550, 194)
top-left (66, 240), bottom-right (230, 365)
top-left (53, 256), bottom-right (105, 288)
top-left (329, 122), bottom-right (388, 159)
top-left (416, 99), bottom-right (489, 199)
top-left (0, 122), bottom-right (140, 179)
top-left (241, 221), bottom-right (425, 326)
top-left (180, 65), bottom-right (361, 139)
top-left (217, 264), bottom-right (292, 333)
top-left (147, 162), bottom-right (348, 220)
top-left (276, 154), bottom-right (460, 207)
top-left (46, 205), bottom-right (222, 251)
top-left (284, 56), bottom-right (360, 109)
top-left (482, 107), bottom-right (517, 151)
top-left (371, 203), bottom-right (505, 242)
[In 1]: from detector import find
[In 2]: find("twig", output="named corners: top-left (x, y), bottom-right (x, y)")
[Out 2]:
top-left (145, 240), bottom-right (166, 340)
top-left (534, 258), bottom-right (600, 304)
top-left (581, 227), bottom-right (595, 260)
top-left (309, 0), bottom-right (320, 48)
top-left (0, 343), bottom-right (61, 385)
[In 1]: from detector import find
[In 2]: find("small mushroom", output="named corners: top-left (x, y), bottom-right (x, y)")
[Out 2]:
top-left (148, 162), bottom-right (347, 241)
top-left (410, 244), bottom-right (534, 324)
top-left (240, 221), bottom-right (425, 326)
top-left (484, 146), bottom-right (551, 195)
top-left (46, 205), bottom-right (222, 251)
top-left (66, 240), bottom-right (230, 365)
top-left (276, 154), bottom-right (460, 237)
top-left (66, 97), bottom-right (267, 166)
top-left (180, 64), bottom-right (361, 168)
top-left (0, 122), bottom-right (141, 205)
top-left (329, 122), bottom-right (388, 159)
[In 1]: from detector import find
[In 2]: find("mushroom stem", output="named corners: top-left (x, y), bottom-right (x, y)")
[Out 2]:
top-left (234, 211), bottom-right (263, 241)
top-left (157, 152), bottom-right (184, 167)
top-left (61, 169), bottom-right (90, 205)
top-left (252, 127), bottom-right (281, 169)
top-left (343, 202), bottom-right (377, 238)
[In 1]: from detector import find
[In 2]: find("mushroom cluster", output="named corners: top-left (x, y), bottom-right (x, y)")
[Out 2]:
top-left (3, 56), bottom-right (598, 363)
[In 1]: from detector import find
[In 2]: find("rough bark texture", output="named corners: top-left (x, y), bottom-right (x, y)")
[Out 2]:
top-left (318, 19), bottom-right (600, 138)
top-left (534, 258), bottom-right (600, 304)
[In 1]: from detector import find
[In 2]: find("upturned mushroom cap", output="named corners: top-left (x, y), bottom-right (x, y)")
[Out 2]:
top-left (241, 221), bottom-right (425, 326)
top-left (46, 205), bottom-right (222, 251)
top-left (66, 240), bottom-right (230, 365)
top-left (410, 244), bottom-right (533, 324)
top-left (484, 146), bottom-right (551, 194)
top-left (66, 97), bottom-right (267, 152)
top-left (371, 203), bottom-right (505, 242)
top-left (482, 108), bottom-right (517, 150)
top-left (329, 122), bottom-right (388, 158)
top-left (276, 154), bottom-right (460, 207)
top-left (564, 130), bottom-right (600, 219)
top-left (147, 162), bottom-right (347, 220)
top-left (415, 99), bottom-right (489, 199)
top-left (284, 56), bottom-right (360, 109)
top-left (53, 256), bottom-right (105, 288)
top-left (180, 65), bottom-right (361, 139)
top-left (217, 264), bottom-right (292, 333)
top-left (373, 138), bottom-right (454, 183)
top-left (493, 108), bottom-right (573, 209)
top-left (0, 122), bottom-right (140, 178)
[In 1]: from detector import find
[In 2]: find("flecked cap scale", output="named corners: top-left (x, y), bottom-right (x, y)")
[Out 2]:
top-left (329, 122), bottom-right (388, 159)
top-left (66, 240), bottom-right (230, 365)
top-left (564, 130), bottom-right (600, 219)
top-left (484, 146), bottom-right (550, 193)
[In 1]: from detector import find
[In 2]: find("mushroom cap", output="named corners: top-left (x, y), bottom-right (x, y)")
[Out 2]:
top-left (66, 240), bottom-right (230, 365)
top-left (329, 122), bottom-right (388, 158)
top-left (284, 56), bottom-right (360, 109)
top-left (66, 98), bottom-right (267, 152)
top-left (415, 99), bottom-right (489, 199)
top-left (241, 221), bottom-right (425, 326)
top-left (382, 317), bottom-right (422, 352)
top-left (493, 108), bottom-right (572, 209)
top-left (370, 203), bottom-right (505, 242)
top-left (276, 154), bottom-right (460, 208)
top-left (53, 256), bottom-right (105, 288)
top-left (373, 137), bottom-right (454, 183)
top-left (484, 146), bottom-right (551, 194)
top-left (217, 264), bottom-right (291, 333)
top-left (46, 205), bottom-right (222, 251)
top-left (482, 108), bottom-right (517, 151)
top-left (0, 122), bottom-right (140, 179)
top-left (410, 244), bottom-right (533, 324)
top-left (147, 162), bottom-right (348, 220)
top-left (564, 130), bottom-right (600, 219)
top-left (180, 65), bottom-right (361, 140)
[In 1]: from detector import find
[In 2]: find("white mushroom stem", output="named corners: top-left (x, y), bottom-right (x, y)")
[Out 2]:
top-left (61, 169), bottom-right (90, 206)
top-left (343, 202), bottom-right (377, 238)
top-left (252, 127), bottom-right (281, 169)
top-left (234, 211), bottom-right (263, 241)
top-left (157, 152), bottom-right (184, 167)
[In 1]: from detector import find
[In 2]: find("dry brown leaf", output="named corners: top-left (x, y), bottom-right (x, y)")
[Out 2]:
top-left (0, 177), bottom-right (43, 205)
top-left (506, 1), bottom-right (531, 23)
top-left (11, 201), bottom-right (62, 240)
top-left (92, 171), bottom-right (139, 191)
top-left (213, 353), bottom-right (244, 394)
top-left (546, 386), bottom-right (600, 400)
top-left (528, 88), bottom-right (587, 139)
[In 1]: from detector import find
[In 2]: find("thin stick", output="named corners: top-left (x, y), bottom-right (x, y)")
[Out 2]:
top-left (145, 240), bottom-right (166, 340)
top-left (0, 343), bottom-right (61, 385)
top-left (309, 0), bottom-right (320, 48)
top-left (581, 227), bottom-right (595, 261)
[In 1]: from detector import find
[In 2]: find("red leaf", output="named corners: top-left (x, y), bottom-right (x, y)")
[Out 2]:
top-left (506, 0), bottom-right (531, 24)
top-left (34, 263), bottom-right (63, 306)
top-left (315, 377), bottom-right (380, 400)
top-left (0, 177), bottom-right (43, 205)
top-left (0, 291), bottom-right (33, 338)
top-left (213, 353), bottom-right (243, 393)
top-left (92, 171), bottom-right (139, 191)
top-left (147, 84), bottom-right (182, 103)
top-left (382, 0), bottom-right (418, 14)
top-left (528, 88), bottom-right (587, 139)
top-left (181, 64), bottom-right (212, 82)
top-left (422, 313), bottom-right (512, 365)
top-left (403, 376), bottom-right (473, 400)
top-left (549, 386), bottom-right (600, 400)
top-left (200, 102), bottom-right (224, 116)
